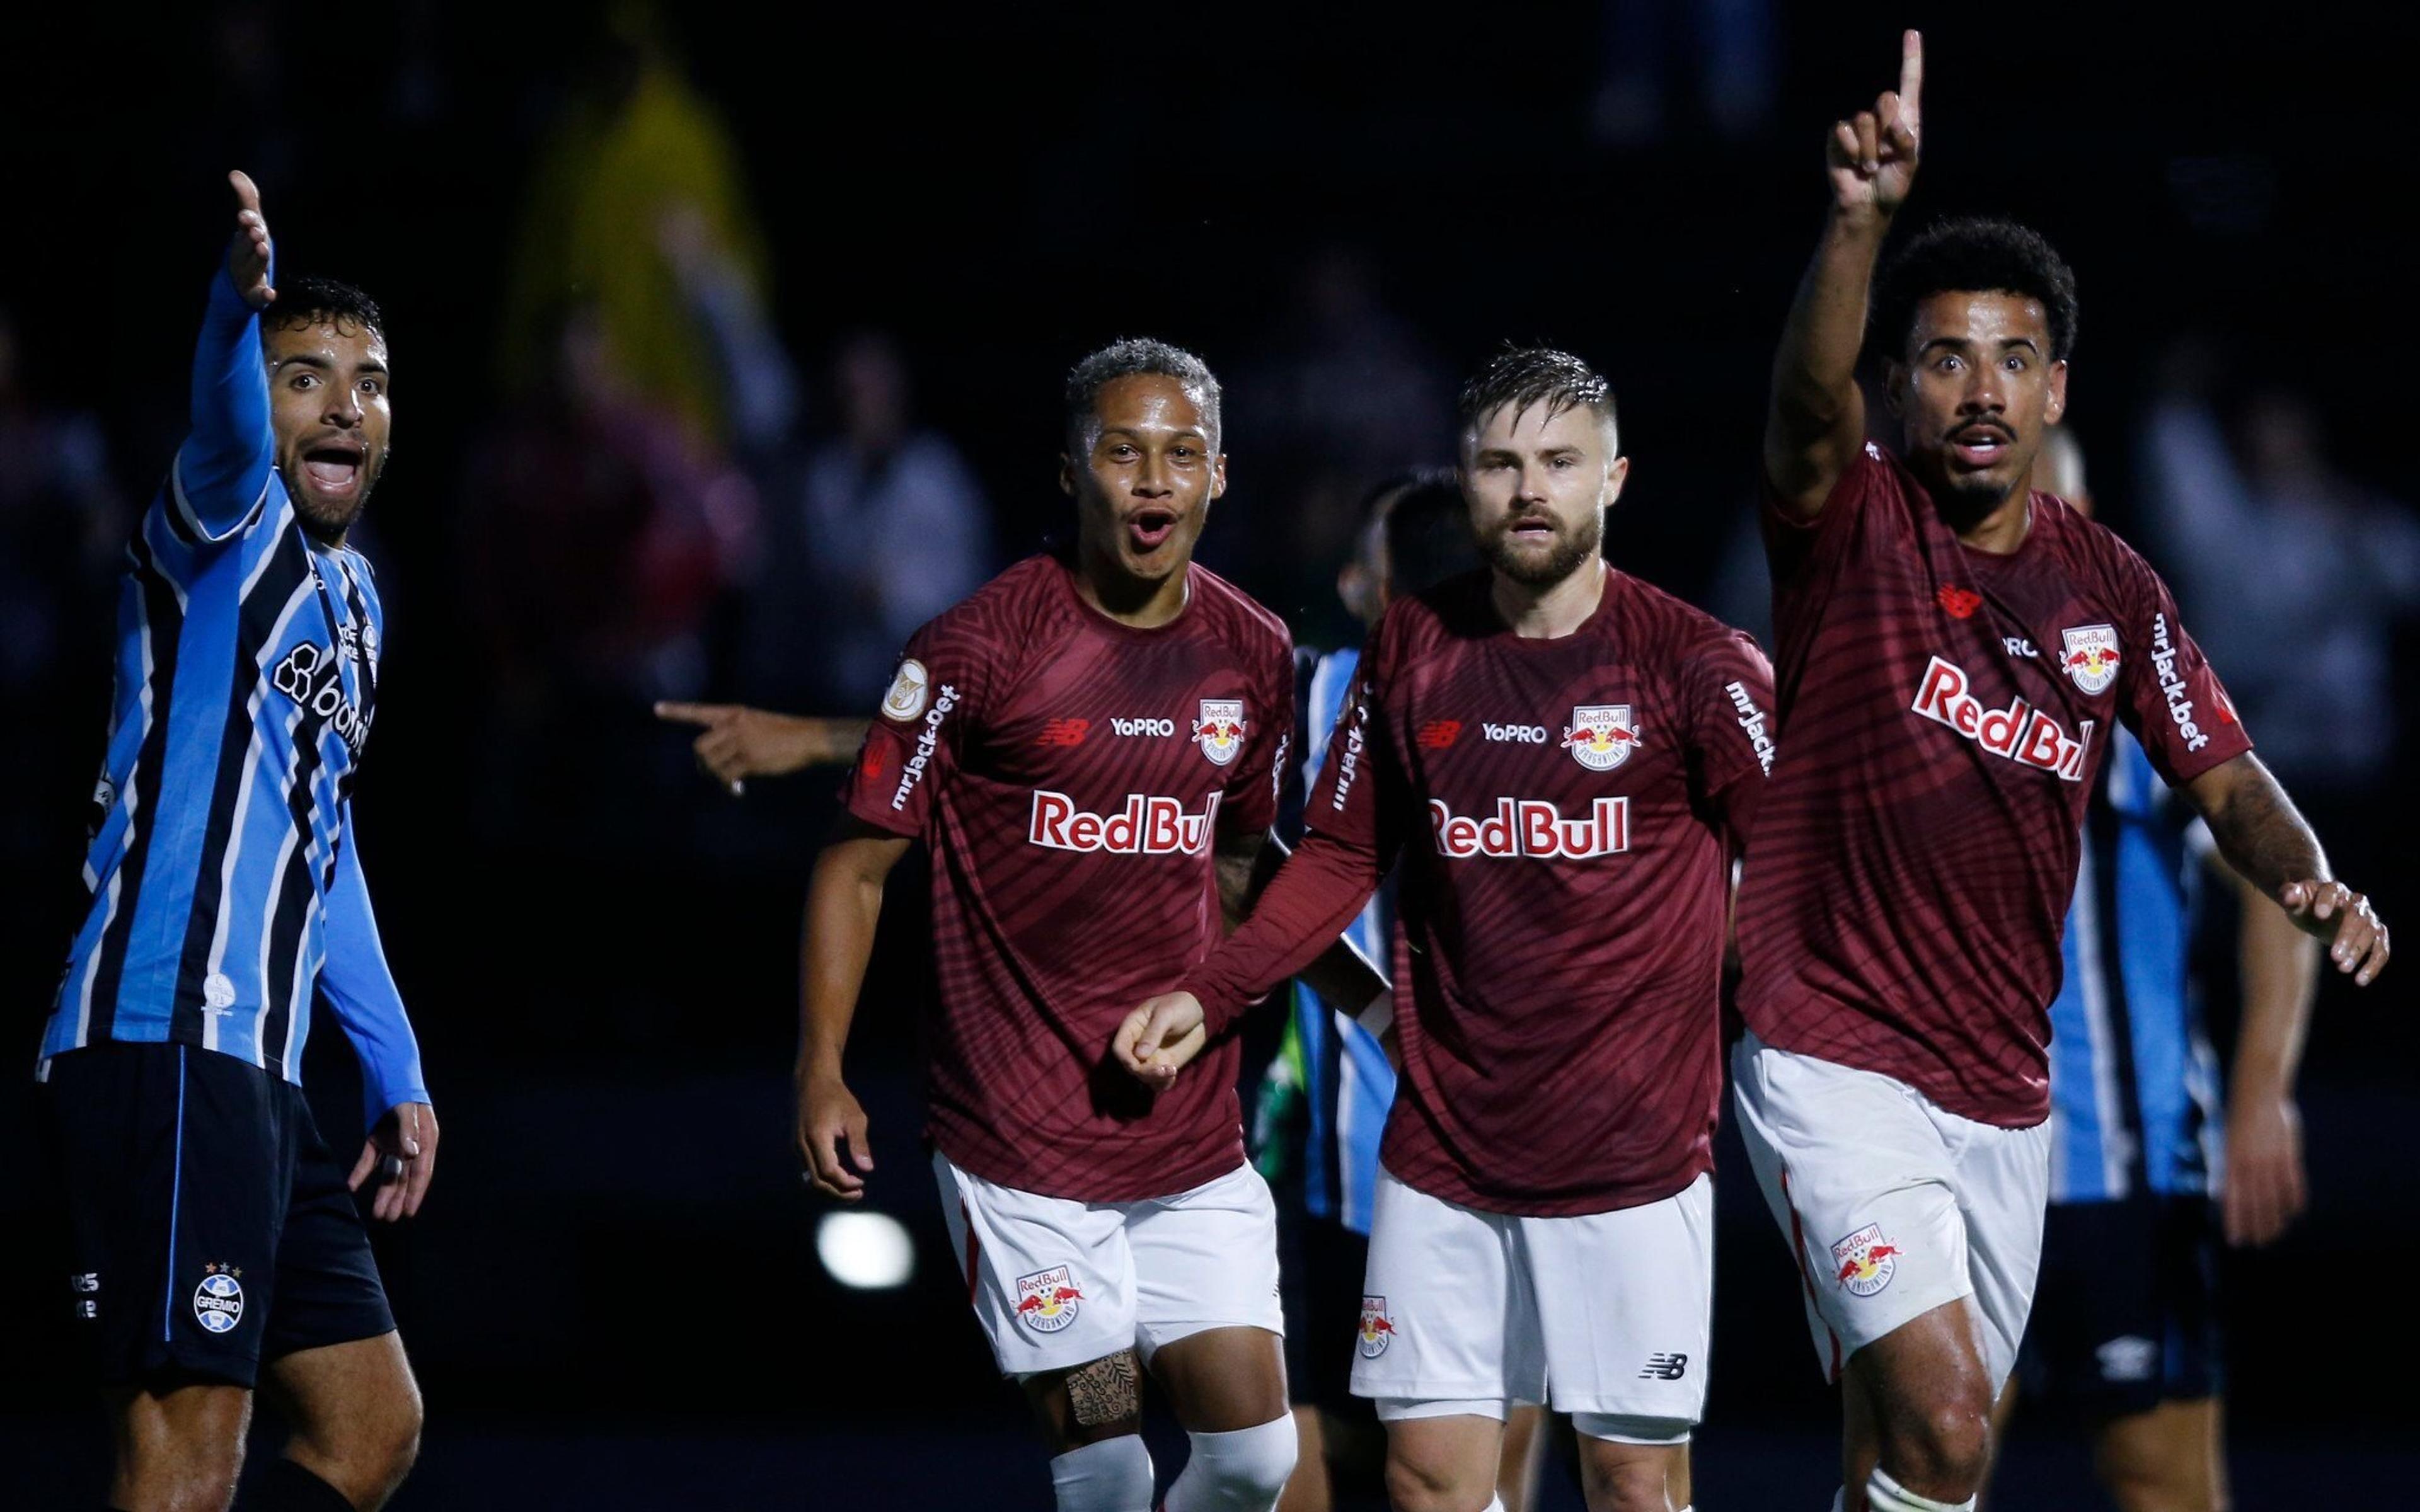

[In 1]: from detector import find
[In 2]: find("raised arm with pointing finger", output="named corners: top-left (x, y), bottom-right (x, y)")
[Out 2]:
top-left (1766, 29), bottom-right (1922, 521)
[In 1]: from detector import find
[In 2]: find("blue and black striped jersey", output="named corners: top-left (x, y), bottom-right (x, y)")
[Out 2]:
top-left (37, 266), bottom-right (426, 1118)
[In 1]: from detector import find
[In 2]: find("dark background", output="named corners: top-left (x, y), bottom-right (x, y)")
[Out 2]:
top-left (3, 2), bottom-right (2414, 1506)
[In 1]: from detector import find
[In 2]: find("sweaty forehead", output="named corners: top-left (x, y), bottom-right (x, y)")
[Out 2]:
top-left (265, 319), bottom-right (388, 370)
top-left (1092, 373), bottom-right (1208, 437)
top-left (1911, 290), bottom-right (2049, 348)
top-left (1470, 399), bottom-right (1609, 451)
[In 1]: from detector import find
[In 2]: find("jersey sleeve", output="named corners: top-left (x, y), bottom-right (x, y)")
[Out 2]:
top-left (1185, 621), bottom-right (1407, 1034)
top-left (841, 611), bottom-right (990, 839)
top-left (166, 265), bottom-right (277, 547)
top-left (2110, 546), bottom-right (2253, 787)
top-left (318, 808), bottom-right (432, 1125)
top-left (1761, 444), bottom-right (1899, 588)
top-left (1218, 626), bottom-right (1297, 842)
top-left (1680, 628), bottom-right (1780, 845)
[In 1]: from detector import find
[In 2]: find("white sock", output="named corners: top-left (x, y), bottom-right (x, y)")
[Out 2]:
top-left (1049, 1435), bottom-right (1155, 1512)
top-left (1161, 1414), bottom-right (1299, 1512)
top-left (1867, 1464), bottom-right (1977, 1512)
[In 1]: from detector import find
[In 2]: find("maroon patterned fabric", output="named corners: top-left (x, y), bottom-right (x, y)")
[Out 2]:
top-left (844, 553), bottom-right (1293, 1201)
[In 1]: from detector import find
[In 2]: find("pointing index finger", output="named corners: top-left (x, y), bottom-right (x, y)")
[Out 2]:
top-left (1899, 30), bottom-right (1924, 127)
top-left (229, 169), bottom-right (262, 215)
top-left (653, 701), bottom-right (727, 727)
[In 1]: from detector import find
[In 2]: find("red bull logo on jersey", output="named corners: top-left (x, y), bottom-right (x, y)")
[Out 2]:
top-left (1014, 1265), bottom-right (1085, 1333)
top-left (1193, 699), bottom-right (1248, 766)
top-left (1560, 704), bottom-right (1642, 771)
top-left (1909, 657), bottom-right (2093, 782)
top-left (1028, 789), bottom-right (1221, 855)
top-left (1829, 1224), bottom-right (1899, 1298)
top-left (1357, 1295), bottom-right (1396, 1358)
top-left (1429, 797), bottom-right (1630, 860)
top-left (2060, 624), bottom-right (2122, 694)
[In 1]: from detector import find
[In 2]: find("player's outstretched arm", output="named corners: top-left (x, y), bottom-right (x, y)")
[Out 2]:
top-left (797, 821), bottom-right (912, 1200)
top-left (655, 702), bottom-right (870, 795)
top-left (2185, 753), bottom-right (2389, 986)
top-left (1766, 30), bottom-right (1923, 520)
top-left (176, 170), bottom-right (280, 544)
top-left (2222, 865), bottom-right (2319, 1246)
top-left (320, 814), bottom-right (438, 1221)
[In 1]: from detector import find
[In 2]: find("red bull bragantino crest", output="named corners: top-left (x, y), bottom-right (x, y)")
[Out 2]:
top-left (1357, 1295), bottom-right (1396, 1358)
top-left (1193, 698), bottom-right (1247, 766)
top-left (1829, 1223), bottom-right (1900, 1298)
top-left (2060, 623), bottom-right (2121, 694)
top-left (1013, 1264), bottom-right (1085, 1332)
top-left (1560, 704), bottom-right (1641, 771)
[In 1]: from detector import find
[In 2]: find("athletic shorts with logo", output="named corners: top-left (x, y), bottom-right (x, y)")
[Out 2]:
top-left (42, 1043), bottom-right (396, 1388)
top-left (1732, 1031), bottom-right (2050, 1390)
top-left (1350, 1167), bottom-right (1712, 1441)
top-left (2023, 1191), bottom-right (2221, 1417)
top-left (936, 1152), bottom-right (1284, 1377)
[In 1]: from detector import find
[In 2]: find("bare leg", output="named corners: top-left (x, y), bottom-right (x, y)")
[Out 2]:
top-left (1385, 1414), bottom-right (1505, 1512)
top-left (1575, 1437), bottom-right (1687, 1512)
top-left (108, 1381), bottom-right (251, 1512)
top-left (258, 1332), bottom-right (423, 1510)
top-left (1025, 1350), bottom-right (1146, 1453)
top-left (1496, 1404), bottom-right (1547, 1512)
top-left (1276, 1406), bottom-right (1332, 1512)
top-left (1841, 1298), bottom-right (1997, 1509)
top-left (2094, 1397), bottom-right (2227, 1512)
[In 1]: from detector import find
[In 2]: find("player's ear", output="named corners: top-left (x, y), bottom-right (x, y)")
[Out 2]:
top-left (1337, 561), bottom-right (1374, 622)
top-left (2044, 360), bottom-right (2069, 426)
top-left (1207, 454), bottom-right (1228, 503)
top-left (1057, 454), bottom-right (1077, 499)
top-left (1602, 454), bottom-right (1630, 510)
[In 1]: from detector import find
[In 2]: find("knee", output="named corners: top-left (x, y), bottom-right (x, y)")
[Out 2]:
top-left (1893, 1395), bottom-right (1993, 1494)
top-left (1383, 1448), bottom-right (1482, 1512)
top-left (1581, 1461), bottom-right (1669, 1512)
top-left (1185, 1414), bottom-right (1298, 1508)
top-left (299, 1378), bottom-right (422, 1499)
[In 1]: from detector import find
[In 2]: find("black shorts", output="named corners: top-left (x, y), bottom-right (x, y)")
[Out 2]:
top-left (2021, 1192), bottom-right (2223, 1418)
top-left (1276, 1198), bottom-right (1376, 1417)
top-left (42, 1042), bottom-right (395, 1389)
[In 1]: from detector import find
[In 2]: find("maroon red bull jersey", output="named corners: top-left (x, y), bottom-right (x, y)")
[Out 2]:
top-left (1736, 447), bottom-right (2252, 1126)
top-left (1186, 568), bottom-right (1775, 1216)
top-left (843, 553), bottom-right (1293, 1202)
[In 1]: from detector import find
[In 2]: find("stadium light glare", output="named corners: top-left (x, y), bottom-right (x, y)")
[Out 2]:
top-left (815, 1210), bottom-right (917, 1290)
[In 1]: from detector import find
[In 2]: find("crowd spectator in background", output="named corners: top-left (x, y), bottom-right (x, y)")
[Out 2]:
top-left (0, 306), bottom-right (126, 872)
top-left (2140, 365), bottom-right (2420, 798)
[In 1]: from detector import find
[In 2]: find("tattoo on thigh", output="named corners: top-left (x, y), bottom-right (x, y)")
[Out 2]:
top-left (1065, 1351), bottom-right (1141, 1428)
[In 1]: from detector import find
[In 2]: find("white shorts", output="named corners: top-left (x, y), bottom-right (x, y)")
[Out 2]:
top-left (1350, 1167), bottom-right (1713, 1436)
top-left (934, 1152), bottom-right (1284, 1378)
top-left (1730, 1031), bottom-right (2050, 1390)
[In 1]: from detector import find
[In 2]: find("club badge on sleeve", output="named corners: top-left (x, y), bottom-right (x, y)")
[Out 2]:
top-left (880, 658), bottom-right (931, 723)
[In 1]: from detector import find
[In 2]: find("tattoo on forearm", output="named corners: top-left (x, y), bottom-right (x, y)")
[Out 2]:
top-left (2213, 765), bottom-right (2326, 896)
top-left (1065, 1350), bottom-right (1141, 1428)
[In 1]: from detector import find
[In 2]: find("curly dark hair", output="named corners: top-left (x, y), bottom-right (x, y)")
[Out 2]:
top-left (263, 275), bottom-right (386, 348)
top-left (1456, 345), bottom-right (1617, 451)
top-left (1872, 217), bottom-right (2077, 364)
top-left (1064, 337), bottom-right (1221, 453)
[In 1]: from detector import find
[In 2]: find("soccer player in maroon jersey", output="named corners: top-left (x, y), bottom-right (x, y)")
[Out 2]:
top-left (1733, 32), bottom-right (2389, 1512)
top-left (798, 339), bottom-right (1381, 1512)
top-left (1115, 347), bottom-right (1777, 1512)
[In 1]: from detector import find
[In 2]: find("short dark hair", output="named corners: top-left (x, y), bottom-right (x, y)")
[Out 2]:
top-left (1456, 345), bottom-right (1617, 451)
top-left (1373, 466), bottom-right (1477, 598)
top-left (1872, 217), bottom-right (2077, 364)
top-left (1064, 338), bottom-right (1221, 452)
top-left (263, 276), bottom-right (386, 348)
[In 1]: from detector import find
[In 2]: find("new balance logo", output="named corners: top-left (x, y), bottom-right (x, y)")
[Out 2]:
top-left (1416, 719), bottom-right (1463, 750)
top-left (1638, 1353), bottom-right (1688, 1381)
top-left (1037, 719), bottom-right (1090, 747)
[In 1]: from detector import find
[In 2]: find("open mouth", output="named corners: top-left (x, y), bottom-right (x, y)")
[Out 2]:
top-left (1945, 424), bottom-right (2014, 471)
top-left (300, 440), bottom-right (367, 499)
top-left (1506, 512), bottom-right (1557, 541)
top-left (1126, 507), bottom-right (1178, 551)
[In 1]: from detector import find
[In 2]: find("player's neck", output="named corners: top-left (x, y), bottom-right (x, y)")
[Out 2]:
top-left (1071, 549), bottom-right (1192, 629)
top-left (1491, 557), bottom-right (1606, 640)
top-left (1950, 487), bottom-right (2032, 555)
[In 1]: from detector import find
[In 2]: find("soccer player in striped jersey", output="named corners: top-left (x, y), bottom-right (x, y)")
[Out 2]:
top-left (800, 340), bottom-right (1384, 1512)
top-left (1119, 347), bottom-right (1775, 1512)
top-left (38, 173), bottom-right (429, 1512)
top-left (1732, 33), bottom-right (2386, 1512)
